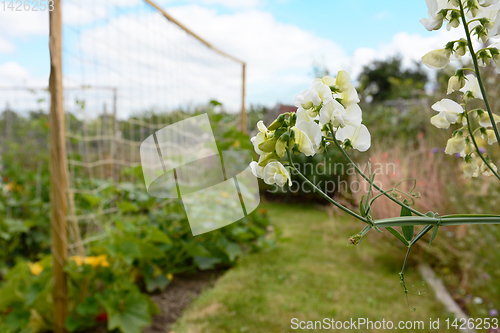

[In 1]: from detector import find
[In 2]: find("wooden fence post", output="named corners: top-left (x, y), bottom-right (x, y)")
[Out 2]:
top-left (49, 0), bottom-right (69, 332)
top-left (240, 63), bottom-right (247, 134)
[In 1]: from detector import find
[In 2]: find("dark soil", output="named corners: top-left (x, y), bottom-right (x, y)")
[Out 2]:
top-left (143, 269), bottom-right (225, 333)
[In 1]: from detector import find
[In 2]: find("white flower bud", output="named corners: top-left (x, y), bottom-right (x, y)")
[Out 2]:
top-left (463, 159), bottom-right (478, 178)
top-left (447, 75), bottom-right (465, 94)
top-left (482, 129), bottom-right (498, 144)
top-left (478, 112), bottom-right (500, 127)
top-left (445, 135), bottom-right (466, 155)
top-left (422, 48), bottom-right (451, 69)
top-left (480, 161), bottom-right (498, 176)
top-left (250, 161), bottom-right (264, 179)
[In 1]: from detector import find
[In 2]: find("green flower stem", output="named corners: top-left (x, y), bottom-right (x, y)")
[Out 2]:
top-left (373, 215), bottom-right (500, 228)
top-left (286, 148), bottom-right (370, 224)
top-left (459, 0), bottom-right (500, 150)
top-left (327, 129), bottom-right (427, 217)
top-left (464, 102), bottom-right (500, 181)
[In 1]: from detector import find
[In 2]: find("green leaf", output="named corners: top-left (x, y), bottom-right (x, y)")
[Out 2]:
top-left (429, 226), bottom-right (439, 246)
top-left (400, 200), bottom-right (414, 241)
top-left (145, 274), bottom-right (171, 293)
top-left (65, 317), bottom-right (80, 332)
top-left (223, 241), bottom-right (242, 262)
top-left (76, 296), bottom-right (100, 317)
top-left (82, 194), bottom-right (101, 207)
top-left (101, 291), bottom-right (151, 333)
top-left (4, 309), bottom-right (30, 331)
top-left (117, 201), bottom-right (139, 213)
top-left (193, 256), bottom-right (221, 270)
top-left (149, 227), bottom-right (172, 244)
top-left (359, 195), bottom-right (366, 217)
top-left (25, 282), bottom-right (45, 306)
top-left (138, 242), bottom-right (163, 260)
top-left (386, 227), bottom-right (410, 246)
top-left (120, 241), bottom-right (141, 265)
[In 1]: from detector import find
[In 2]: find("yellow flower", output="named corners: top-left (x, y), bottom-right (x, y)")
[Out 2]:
top-left (84, 255), bottom-right (110, 268)
top-left (167, 273), bottom-right (174, 281)
top-left (28, 262), bottom-right (43, 276)
top-left (70, 255), bottom-right (110, 268)
top-left (70, 256), bottom-right (84, 266)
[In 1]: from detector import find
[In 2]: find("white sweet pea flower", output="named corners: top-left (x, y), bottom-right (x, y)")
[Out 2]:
top-left (422, 48), bottom-right (452, 69)
top-left (257, 120), bottom-right (268, 133)
top-left (447, 75), bottom-right (466, 94)
top-left (488, 42), bottom-right (500, 68)
top-left (294, 80), bottom-right (334, 111)
top-left (345, 104), bottom-right (363, 127)
top-left (478, 112), bottom-right (500, 127)
top-left (315, 75), bottom-right (336, 87)
top-left (293, 88), bottom-right (319, 110)
top-left (421, 0), bottom-right (444, 30)
top-left (250, 120), bottom-right (270, 155)
top-left (250, 161), bottom-right (264, 179)
top-left (482, 129), bottom-right (498, 144)
top-left (319, 100), bottom-right (349, 128)
top-left (314, 71), bottom-right (360, 107)
top-left (463, 158), bottom-right (479, 178)
top-left (430, 98), bottom-right (464, 129)
top-left (480, 161), bottom-right (498, 176)
top-left (460, 141), bottom-right (475, 157)
top-left (335, 125), bottom-right (371, 152)
top-left (311, 80), bottom-right (334, 105)
top-left (480, 0), bottom-right (500, 6)
top-left (295, 107), bottom-right (317, 125)
top-left (263, 161), bottom-right (292, 187)
top-left (333, 71), bottom-right (360, 106)
top-left (296, 121), bottom-right (322, 154)
top-left (445, 135), bottom-right (466, 155)
top-left (251, 132), bottom-right (266, 155)
top-left (460, 74), bottom-right (483, 99)
top-left (292, 126), bottom-right (316, 156)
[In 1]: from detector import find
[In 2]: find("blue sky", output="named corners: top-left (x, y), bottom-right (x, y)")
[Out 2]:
top-left (0, 0), bottom-right (455, 112)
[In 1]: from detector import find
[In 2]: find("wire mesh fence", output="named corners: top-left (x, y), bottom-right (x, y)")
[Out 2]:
top-left (0, 0), bottom-right (246, 256)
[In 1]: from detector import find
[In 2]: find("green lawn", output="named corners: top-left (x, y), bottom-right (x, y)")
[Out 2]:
top-left (172, 203), bottom-right (452, 332)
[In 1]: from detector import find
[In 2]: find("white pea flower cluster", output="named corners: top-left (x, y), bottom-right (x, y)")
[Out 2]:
top-left (422, 0), bottom-right (500, 70)
top-left (430, 82), bottom-right (499, 178)
top-left (421, 0), bottom-right (500, 178)
top-left (249, 71), bottom-right (371, 187)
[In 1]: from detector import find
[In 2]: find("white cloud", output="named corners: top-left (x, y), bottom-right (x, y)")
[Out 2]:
top-left (0, 9), bottom-right (48, 37)
top-left (188, 0), bottom-right (260, 9)
top-left (0, 61), bottom-right (47, 86)
top-left (0, 1), bottom-right (482, 118)
top-left (166, 5), bottom-right (346, 105)
top-left (0, 62), bottom-right (49, 114)
top-left (0, 36), bottom-right (15, 53)
top-left (56, 2), bottom-right (475, 116)
top-left (158, 0), bottom-right (260, 9)
top-left (341, 28), bottom-right (466, 81)
top-left (0, 62), bottom-right (31, 82)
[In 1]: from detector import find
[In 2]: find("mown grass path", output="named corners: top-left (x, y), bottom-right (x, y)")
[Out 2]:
top-left (172, 203), bottom-right (451, 332)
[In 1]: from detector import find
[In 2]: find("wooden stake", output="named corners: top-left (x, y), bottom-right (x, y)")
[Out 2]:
top-left (49, 1), bottom-right (69, 332)
top-left (240, 63), bottom-right (247, 134)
